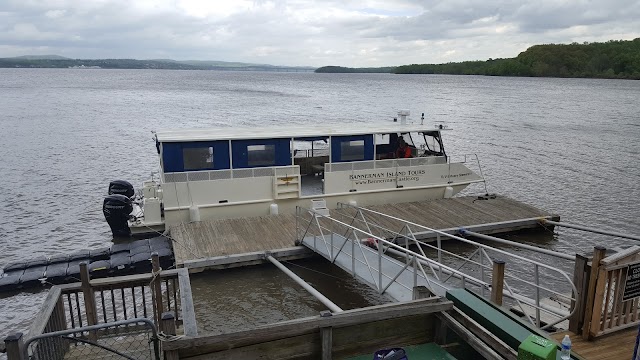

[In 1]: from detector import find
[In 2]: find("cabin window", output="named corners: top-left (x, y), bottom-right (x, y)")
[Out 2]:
top-left (341, 140), bottom-right (365, 161)
top-left (247, 144), bottom-right (276, 166)
top-left (183, 146), bottom-right (214, 170)
top-left (330, 135), bottom-right (374, 163)
top-left (231, 139), bottom-right (291, 168)
top-left (162, 141), bottom-right (230, 173)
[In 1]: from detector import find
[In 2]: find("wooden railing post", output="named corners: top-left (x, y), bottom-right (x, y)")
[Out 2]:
top-left (320, 310), bottom-right (333, 360)
top-left (161, 312), bottom-right (180, 360)
top-left (151, 252), bottom-right (164, 326)
top-left (413, 286), bottom-right (447, 345)
top-left (4, 332), bottom-right (26, 360)
top-left (80, 262), bottom-right (98, 340)
top-left (582, 246), bottom-right (606, 340)
top-left (177, 268), bottom-right (198, 336)
top-left (569, 253), bottom-right (589, 333)
top-left (491, 260), bottom-right (505, 306)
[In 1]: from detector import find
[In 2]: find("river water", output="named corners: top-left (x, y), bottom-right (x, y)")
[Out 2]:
top-left (0, 69), bottom-right (639, 339)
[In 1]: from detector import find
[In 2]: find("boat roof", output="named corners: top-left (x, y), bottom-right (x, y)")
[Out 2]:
top-left (155, 123), bottom-right (446, 142)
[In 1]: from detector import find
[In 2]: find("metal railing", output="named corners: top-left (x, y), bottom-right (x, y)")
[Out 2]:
top-left (23, 261), bottom-right (197, 356)
top-left (295, 202), bottom-right (578, 330)
top-left (295, 205), bottom-right (443, 298)
top-left (57, 270), bottom-right (182, 330)
top-left (324, 157), bottom-right (447, 173)
top-left (24, 318), bottom-right (160, 360)
top-left (163, 165), bottom-right (300, 183)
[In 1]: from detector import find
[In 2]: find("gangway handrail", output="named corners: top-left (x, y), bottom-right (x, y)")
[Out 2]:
top-left (298, 204), bottom-right (560, 305)
top-left (300, 206), bottom-right (570, 329)
top-left (335, 203), bottom-right (577, 294)
top-left (298, 203), bottom-right (578, 330)
top-left (336, 202), bottom-right (575, 278)
top-left (328, 202), bottom-right (578, 330)
top-left (296, 206), bottom-right (490, 293)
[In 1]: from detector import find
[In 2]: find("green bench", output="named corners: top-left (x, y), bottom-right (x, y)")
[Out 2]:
top-left (446, 289), bottom-right (583, 360)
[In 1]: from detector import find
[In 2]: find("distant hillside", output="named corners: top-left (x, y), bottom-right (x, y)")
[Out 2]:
top-left (395, 39), bottom-right (640, 79)
top-left (0, 56), bottom-right (316, 72)
top-left (315, 66), bottom-right (395, 73)
top-left (9, 55), bottom-right (71, 60)
top-left (315, 39), bottom-right (640, 79)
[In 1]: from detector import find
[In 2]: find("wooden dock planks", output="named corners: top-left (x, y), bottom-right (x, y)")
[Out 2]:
top-left (551, 328), bottom-right (638, 360)
top-left (169, 195), bottom-right (557, 266)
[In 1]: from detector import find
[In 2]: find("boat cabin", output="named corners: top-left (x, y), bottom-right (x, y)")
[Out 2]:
top-left (144, 123), bottom-right (481, 225)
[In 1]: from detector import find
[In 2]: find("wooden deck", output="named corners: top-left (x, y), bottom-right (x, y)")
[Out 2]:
top-left (551, 328), bottom-right (638, 360)
top-left (169, 195), bottom-right (557, 266)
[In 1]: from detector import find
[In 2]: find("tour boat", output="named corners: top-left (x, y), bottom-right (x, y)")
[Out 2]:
top-left (103, 111), bottom-right (485, 236)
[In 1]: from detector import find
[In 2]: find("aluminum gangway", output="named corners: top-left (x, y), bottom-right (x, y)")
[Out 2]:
top-left (295, 202), bottom-right (578, 330)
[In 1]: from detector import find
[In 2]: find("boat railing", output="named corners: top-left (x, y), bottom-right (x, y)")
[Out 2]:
top-left (295, 202), bottom-right (577, 330)
top-left (23, 257), bottom-right (197, 352)
top-left (448, 152), bottom-right (485, 175)
top-left (324, 157), bottom-right (446, 173)
top-left (163, 165), bottom-right (300, 183)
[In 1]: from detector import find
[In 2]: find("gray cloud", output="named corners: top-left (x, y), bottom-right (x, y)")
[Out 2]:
top-left (0, 0), bottom-right (638, 66)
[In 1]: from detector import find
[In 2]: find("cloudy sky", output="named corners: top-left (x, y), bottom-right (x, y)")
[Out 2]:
top-left (1, 0), bottom-right (639, 67)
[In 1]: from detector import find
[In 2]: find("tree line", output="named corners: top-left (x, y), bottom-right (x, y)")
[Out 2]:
top-left (316, 39), bottom-right (640, 79)
top-left (0, 58), bottom-right (315, 72)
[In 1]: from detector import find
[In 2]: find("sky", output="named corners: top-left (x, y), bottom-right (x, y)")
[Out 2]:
top-left (1, 0), bottom-right (639, 67)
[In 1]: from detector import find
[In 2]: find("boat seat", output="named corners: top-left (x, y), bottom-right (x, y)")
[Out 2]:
top-left (311, 164), bottom-right (324, 176)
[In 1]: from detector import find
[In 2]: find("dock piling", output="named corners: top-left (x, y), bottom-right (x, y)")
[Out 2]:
top-left (151, 253), bottom-right (164, 327)
top-left (491, 260), bottom-right (505, 306)
top-left (4, 332), bottom-right (25, 360)
top-left (79, 262), bottom-right (98, 340)
top-left (582, 246), bottom-right (606, 340)
top-left (161, 312), bottom-right (180, 360)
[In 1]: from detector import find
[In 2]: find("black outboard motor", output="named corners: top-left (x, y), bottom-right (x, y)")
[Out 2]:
top-left (103, 194), bottom-right (133, 237)
top-left (108, 180), bottom-right (135, 199)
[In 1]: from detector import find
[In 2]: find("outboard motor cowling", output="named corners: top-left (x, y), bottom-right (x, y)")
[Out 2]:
top-left (103, 194), bottom-right (133, 237)
top-left (108, 180), bottom-right (135, 199)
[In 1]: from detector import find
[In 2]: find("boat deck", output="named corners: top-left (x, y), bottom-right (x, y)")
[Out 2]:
top-left (551, 328), bottom-right (638, 360)
top-left (169, 195), bottom-right (558, 266)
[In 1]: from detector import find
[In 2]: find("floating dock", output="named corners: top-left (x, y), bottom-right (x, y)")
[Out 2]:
top-left (169, 195), bottom-right (558, 267)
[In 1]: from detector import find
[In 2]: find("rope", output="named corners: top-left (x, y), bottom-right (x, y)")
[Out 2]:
top-left (157, 331), bottom-right (185, 342)
top-left (141, 223), bottom-right (201, 260)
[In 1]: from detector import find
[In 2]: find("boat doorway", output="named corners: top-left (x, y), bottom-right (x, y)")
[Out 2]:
top-left (292, 137), bottom-right (328, 196)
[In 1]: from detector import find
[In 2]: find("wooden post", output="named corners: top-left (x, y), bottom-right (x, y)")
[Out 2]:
top-left (582, 246), bottom-right (606, 340)
top-left (412, 286), bottom-right (446, 344)
top-left (491, 260), bottom-right (505, 306)
top-left (161, 312), bottom-right (180, 360)
top-left (178, 268), bottom-right (198, 337)
top-left (320, 310), bottom-right (332, 360)
top-left (4, 332), bottom-right (25, 360)
top-left (569, 253), bottom-right (588, 333)
top-left (151, 252), bottom-right (164, 327)
top-left (79, 262), bottom-right (98, 341)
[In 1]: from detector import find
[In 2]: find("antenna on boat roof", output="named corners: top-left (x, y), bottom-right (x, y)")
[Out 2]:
top-left (397, 110), bottom-right (410, 125)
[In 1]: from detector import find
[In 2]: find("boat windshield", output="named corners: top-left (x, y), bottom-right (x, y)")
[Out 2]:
top-left (375, 131), bottom-right (444, 159)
